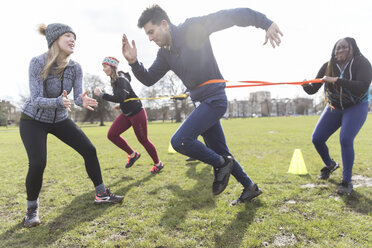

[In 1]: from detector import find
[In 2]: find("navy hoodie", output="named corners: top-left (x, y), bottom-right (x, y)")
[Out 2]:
top-left (303, 55), bottom-right (372, 109)
top-left (130, 8), bottom-right (273, 102)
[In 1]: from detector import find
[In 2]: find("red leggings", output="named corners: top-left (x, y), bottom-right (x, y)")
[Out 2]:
top-left (107, 109), bottom-right (159, 164)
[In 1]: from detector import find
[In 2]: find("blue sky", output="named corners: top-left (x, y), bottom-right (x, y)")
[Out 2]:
top-left (1, 0), bottom-right (371, 105)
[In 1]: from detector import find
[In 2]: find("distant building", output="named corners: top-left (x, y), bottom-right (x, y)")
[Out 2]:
top-left (271, 98), bottom-right (295, 116)
top-left (293, 98), bottom-right (314, 115)
top-left (227, 91), bottom-right (314, 118)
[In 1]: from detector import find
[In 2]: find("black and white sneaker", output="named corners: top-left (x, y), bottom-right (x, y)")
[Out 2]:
top-left (94, 188), bottom-right (124, 204)
top-left (336, 181), bottom-right (353, 195)
top-left (212, 156), bottom-right (234, 195)
top-left (318, 159), bottom-right (339, 180)
top-left (230, 183), bottom-right (262, 206)
top-left (24, 207), bottom-right (41, 228)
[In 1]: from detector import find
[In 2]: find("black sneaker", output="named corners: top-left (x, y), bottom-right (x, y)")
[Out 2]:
top-left (336, 181), bottom-right (353, 195)
top-left (24, 207), bottom-right (41, 228)
top-left (94, 188), bottom-right (124, 204)
top-left (126, 152), bottom-right (141, 168)
top-left (212, 156), bottom-right (234, 195)
top-left (230, 183), bottom-right (262, 206)
top-left (318, 160), bottom-right (339, 180)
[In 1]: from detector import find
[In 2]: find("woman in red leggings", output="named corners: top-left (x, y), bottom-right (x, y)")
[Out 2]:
top-left (94, 57), bottom-right (164, 174)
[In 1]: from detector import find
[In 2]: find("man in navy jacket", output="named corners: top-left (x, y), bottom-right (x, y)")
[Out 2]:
top-left (122, 5), bottom-right (283, 204)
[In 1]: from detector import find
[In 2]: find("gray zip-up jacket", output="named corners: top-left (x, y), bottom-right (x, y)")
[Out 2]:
top-left (22, 54), bottom-right (83, 123)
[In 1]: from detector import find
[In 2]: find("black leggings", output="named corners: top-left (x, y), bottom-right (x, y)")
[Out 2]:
top-left (20, 118), bottom-right (103, 201)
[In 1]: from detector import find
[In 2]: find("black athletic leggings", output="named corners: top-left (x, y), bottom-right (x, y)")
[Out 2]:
top-left (20, 118), bottom-right (103, 201)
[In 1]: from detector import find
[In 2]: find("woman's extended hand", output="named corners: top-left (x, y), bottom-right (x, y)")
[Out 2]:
top-left (322, 76), bottom-right (338, 83)
top-left (81, 90), bottom-right (98, 111)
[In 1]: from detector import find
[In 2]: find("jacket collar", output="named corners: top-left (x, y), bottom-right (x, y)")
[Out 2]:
top-left (163, 23), bottom-right (179, 54)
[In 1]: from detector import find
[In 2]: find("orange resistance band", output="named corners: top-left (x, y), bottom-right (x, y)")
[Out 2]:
top-left (197, 78), bottom-right (323, 88)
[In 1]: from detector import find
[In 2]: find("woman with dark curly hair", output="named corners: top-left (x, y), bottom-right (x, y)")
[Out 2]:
top-left (303, 37), bottom-right (372, 195)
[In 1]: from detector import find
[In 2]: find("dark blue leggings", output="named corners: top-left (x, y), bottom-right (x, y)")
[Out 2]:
top-left (171, 94), bottom-right (252, 188)
top-left (312, 102), bottom-right (368, 182)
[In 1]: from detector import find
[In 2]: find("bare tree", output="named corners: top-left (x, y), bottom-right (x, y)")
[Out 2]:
top-left (83, 73), bottom-right (115, 126)
top-left (0, 103), bottom-right (7, 126)
top-left (140, 72), bottom-right (187, 122)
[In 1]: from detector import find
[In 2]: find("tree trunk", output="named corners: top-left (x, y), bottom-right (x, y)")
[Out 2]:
top-left (174, 100), bottom-right (181, 123)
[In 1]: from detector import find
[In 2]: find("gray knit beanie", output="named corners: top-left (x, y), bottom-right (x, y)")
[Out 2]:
top-left (45, 23), bottom-right (76, 48)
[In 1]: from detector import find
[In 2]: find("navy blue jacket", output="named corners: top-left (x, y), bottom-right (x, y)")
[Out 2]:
top-left (130, 8), bottom-right (273, 102)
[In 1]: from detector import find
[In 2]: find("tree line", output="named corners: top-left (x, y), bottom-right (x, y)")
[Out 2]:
top-left (2, 72), bottom-right (372, 126)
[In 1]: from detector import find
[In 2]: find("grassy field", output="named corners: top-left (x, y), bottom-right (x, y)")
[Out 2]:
top-left (0, 116), bottom-right (371, 247)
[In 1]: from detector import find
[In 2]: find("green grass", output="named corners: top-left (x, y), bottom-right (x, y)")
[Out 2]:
top-left (0, 116), bottom-right (371, 247)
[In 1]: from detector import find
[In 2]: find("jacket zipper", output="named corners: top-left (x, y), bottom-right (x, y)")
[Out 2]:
top-left (53, 70), bottom-right (66, 123)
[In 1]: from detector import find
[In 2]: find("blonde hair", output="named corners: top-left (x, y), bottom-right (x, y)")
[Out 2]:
top-left (38, 24), bottom-right (70, 80)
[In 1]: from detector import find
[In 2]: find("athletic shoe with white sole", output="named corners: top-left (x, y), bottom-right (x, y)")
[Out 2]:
top-left (24, 207), bottom-right (41, 228)
top-left (94, 188), bottom-right (124, 204)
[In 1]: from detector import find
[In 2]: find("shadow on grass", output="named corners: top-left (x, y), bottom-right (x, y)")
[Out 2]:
top-left (328, 178), bottom-right (372, 215)
top-left (213, 200), bottom-right (263, 248)
top-left (150, 165), bottom-right (215, 229)
top-left (185, 161), bottom-right (201, 166)
top-left (153, 163), bottom-right (263, 248)
top-left (342, 191), bottom-right (372, 215)
top-left (0, 174), bottom-right (153, 247)
top-left (299, 174), bottom-right (312, 179)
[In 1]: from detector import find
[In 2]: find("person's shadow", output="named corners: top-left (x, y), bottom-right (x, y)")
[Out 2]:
top-left (342, 190), bottom-right (372, 214)
top-left (151, 165), bottom-right (216, 229)
top-left (213, 200), bottom-right (263, 248)
top-left (152, 164), bottom-right (261, 248)
top-left (329, 178), bottom-right (372, 215)
top-left (185, 160), bottom-right (200, 166)
top-left (0, 174), bottom-right (153, 247)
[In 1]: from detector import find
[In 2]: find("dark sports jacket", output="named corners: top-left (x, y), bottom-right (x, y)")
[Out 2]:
top-left (102, 73), bottom-right (142, 116)
top-left (303, 55), bottom-right (372, 109)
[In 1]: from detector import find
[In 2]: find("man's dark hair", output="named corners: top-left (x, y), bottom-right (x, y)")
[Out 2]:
top-left (137, 4), bottom-right (171, 28)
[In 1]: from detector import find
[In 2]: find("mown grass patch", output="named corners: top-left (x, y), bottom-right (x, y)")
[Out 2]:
top-left (0, 115), bottom-right (371, 247)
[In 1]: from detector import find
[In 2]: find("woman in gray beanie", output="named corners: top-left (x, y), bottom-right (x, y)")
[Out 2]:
top-left (20, 23), bottom-right (124, 228)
